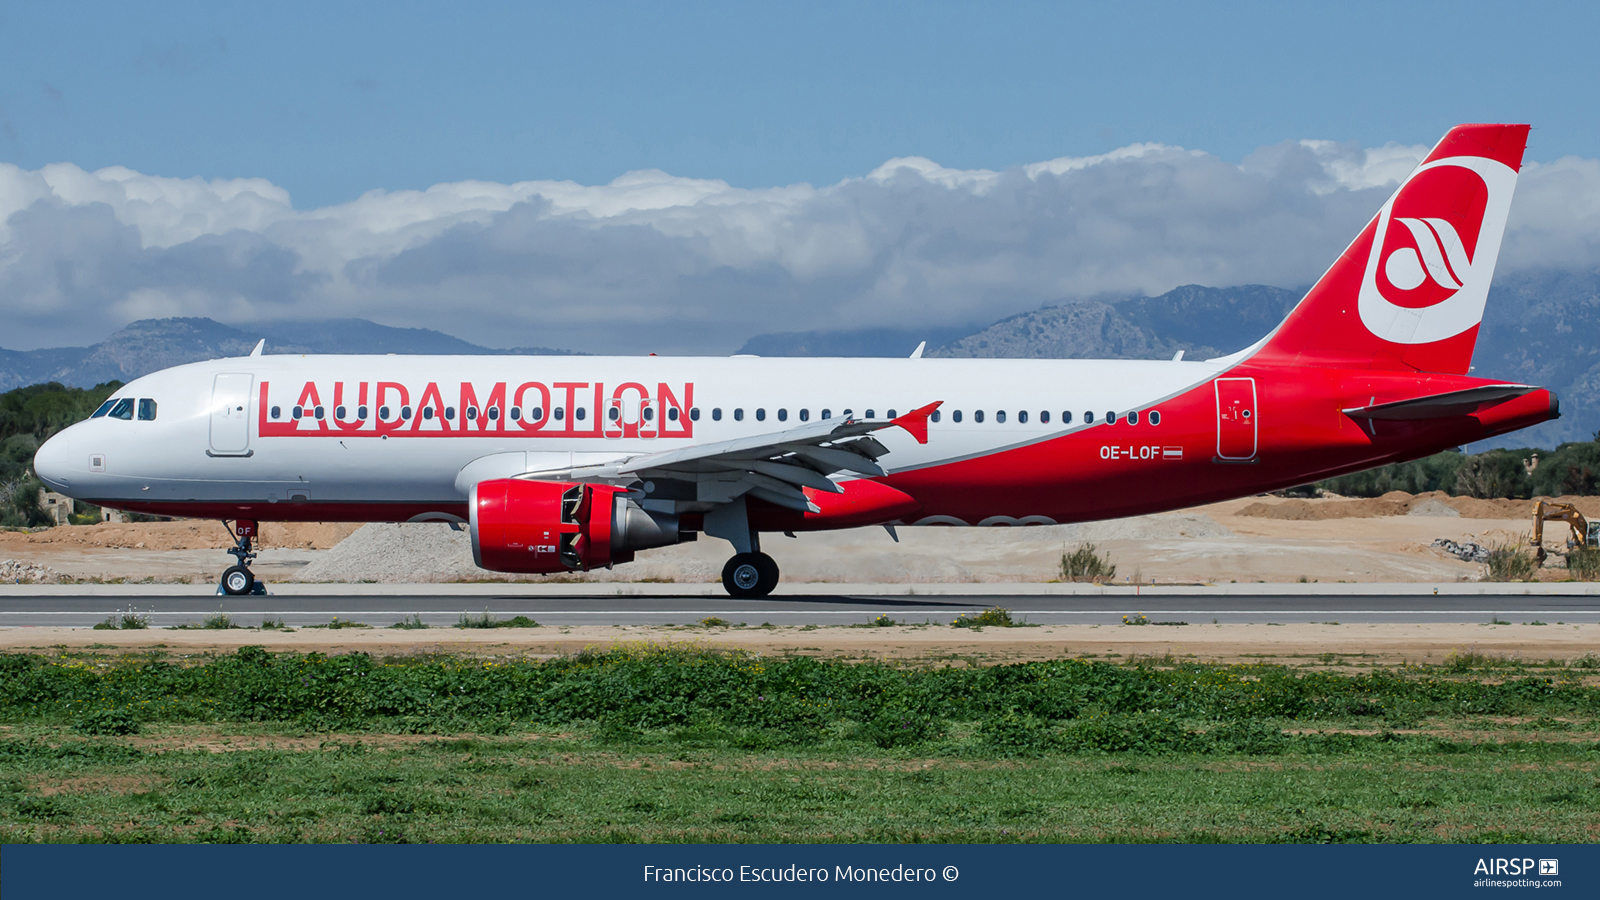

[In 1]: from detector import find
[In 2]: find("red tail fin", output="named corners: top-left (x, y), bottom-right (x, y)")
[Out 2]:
top-left (1250, 124), bottom-right (1529, 374)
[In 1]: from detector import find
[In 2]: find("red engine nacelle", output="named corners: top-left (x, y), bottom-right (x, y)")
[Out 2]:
top-left (470, 479), bottom-right (684, 574)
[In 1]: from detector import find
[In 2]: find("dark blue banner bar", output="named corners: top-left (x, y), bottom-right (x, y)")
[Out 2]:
top-left (4, 844), bottom-right (1592, 898)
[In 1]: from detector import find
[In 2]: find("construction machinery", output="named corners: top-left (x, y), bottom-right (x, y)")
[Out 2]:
top-left (1530, 500), bottom-right (1600, 564)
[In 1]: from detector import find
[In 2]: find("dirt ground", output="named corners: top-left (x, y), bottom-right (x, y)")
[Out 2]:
top-left (8, 621), bottom-right (1595, 667)
top-left (2, 492), bottom-right (1578, 585)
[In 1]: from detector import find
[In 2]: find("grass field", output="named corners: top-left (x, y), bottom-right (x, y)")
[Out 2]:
top-left (1, 645), bottom-right (1597, 843)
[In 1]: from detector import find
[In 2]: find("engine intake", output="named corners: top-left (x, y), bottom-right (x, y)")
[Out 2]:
top-left (470, 479), bottom-right (684, 574)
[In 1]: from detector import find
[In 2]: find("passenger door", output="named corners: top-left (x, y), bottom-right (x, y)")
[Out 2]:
top-left (209, 373), bottom-right (254, 456)
top-left (1214, 377), bottom-right (1257, 461)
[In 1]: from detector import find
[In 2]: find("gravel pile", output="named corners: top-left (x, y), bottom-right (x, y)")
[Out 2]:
top-left (1432, 538), bottom-right (1490, 563)
top-left (1407, 499), bottom-right (1461, 517)
top-left (0, 559), bottom-right (65, 583)
top-left (292, 524), bottom-right (482, 583)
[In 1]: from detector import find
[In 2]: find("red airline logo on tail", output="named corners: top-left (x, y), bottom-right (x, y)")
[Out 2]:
top-left (1357, 151), bottom-right (1518, 346)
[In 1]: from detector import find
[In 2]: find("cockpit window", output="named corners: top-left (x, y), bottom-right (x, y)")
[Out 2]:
top-left (108, 398), bottom-right (135, 420)
top-left (137, 399), bottom-right (157, 421)
top-left (91, 400), bottom-right (115, 418)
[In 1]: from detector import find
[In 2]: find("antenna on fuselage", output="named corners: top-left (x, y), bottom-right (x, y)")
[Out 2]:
top-left (249, 339), bottom-right (265, 358)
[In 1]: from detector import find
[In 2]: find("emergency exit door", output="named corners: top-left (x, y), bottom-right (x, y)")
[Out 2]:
top-left (1214, 377), bottom-right (1257, 461)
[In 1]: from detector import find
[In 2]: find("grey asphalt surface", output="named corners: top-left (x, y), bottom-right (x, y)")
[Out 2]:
top-left (3, 592), bottom-right (1598, 627)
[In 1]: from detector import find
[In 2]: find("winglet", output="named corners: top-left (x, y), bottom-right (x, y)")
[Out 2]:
top-left (250, 339), bottom-right (265, 357)
top-left (891, 401), bottom-right (942, 444)
top-left (909, 341), bottom-right (926, 359)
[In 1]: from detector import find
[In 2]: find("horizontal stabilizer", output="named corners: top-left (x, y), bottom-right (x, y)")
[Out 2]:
top-left (1341, 384), bottom-right (1537, 420)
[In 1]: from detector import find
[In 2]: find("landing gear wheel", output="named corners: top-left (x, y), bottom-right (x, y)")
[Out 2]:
top-left (722, 552), bottom-right (779, 599)
top-left (221, 565), bottom-right (255, 596)
top-left (753, 552), bottom-right (779, 595)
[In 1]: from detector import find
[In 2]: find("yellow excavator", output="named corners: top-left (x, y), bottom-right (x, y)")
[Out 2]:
top-left (1530, 500), bottom-right (1600, 564)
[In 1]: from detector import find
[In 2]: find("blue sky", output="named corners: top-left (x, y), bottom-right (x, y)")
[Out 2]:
top-left (1, 1), bottom-right (1598, 356)
top-left (3, 0), bottom-right (1596, 208)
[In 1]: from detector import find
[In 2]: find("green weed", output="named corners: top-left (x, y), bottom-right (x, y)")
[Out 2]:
top-left (1061, 542), bottom-right (1116, 580)
top-left (454, 612), bottom-right (538, 629)
top-left (952, 608), bottom-right (1014, 629)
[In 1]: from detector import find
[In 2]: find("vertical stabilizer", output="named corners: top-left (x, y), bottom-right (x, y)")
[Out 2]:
top-left (1251, 124), bottom-right (1529, 374)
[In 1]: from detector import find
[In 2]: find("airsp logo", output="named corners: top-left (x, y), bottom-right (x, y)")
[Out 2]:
top-left (1357, 156), bottom-right (1518, 346)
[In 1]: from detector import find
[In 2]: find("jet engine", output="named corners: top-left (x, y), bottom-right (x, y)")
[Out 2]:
top-left (469, 479), bottom-right (685, 574)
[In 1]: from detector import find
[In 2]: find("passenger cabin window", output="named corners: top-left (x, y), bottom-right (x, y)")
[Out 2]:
top-left (379, 406), bottom-right (391, 420)
top-left (690, 407), bottom-right (700, 421)
top-left (974, 410), bottom-right (985, 423)
top-left (1039, 410), bottom-right (1048, 424)
top-left (445, 406), bottom-right (456, 420)
top-left (1149, 410), bottom-right (1161, 425)
top-left (137, 399), bottom-right (157, 421)
top-left (1017, 410), bottom-right (1027, 424)
top-left (108, 398), bottom-right (134, 420)
top-left (423, 407), bottom-right (434, 420)
top-left (755, 408), bottom-right (766, 421)
top-left (554, 407), bottom-right (565, 421)
top-left (91, 400), bottom-right (115, 418)
top-left (358, 405), bottom-right (369, 419)
top-left (1106, 411), bottom-right (1116, 424)
top-left (799, 409), bottom-right (810, 421)
top-left (712, 408), bottom-right (722, 421)
top-left (777, 409), bottom-right (787, 421)
top-left (531, 407), bottom-right (544, 421)
top-left (1062, 411), bottom-right (1072, 424)
top-left (887, 409), bottom-right (897, 418)
top-left (1084, 411), bottom-right (1093, 424)
top-left (930, 410), bottom-right (940, 422)
top-left (270, 406), bottom-right (282, 420)
top-left (402, 406), bottom-right (413, 420)
top-left (1127, 410), bottom-right (1139, 425)
top-left (668, 407), bottom-right (679, 421)
top-left (292, 406), bottom-right (303, 420)
top-left (335, 406), bottom-right (347, 420)
top-left (733, 408), bottom-right (743, 421)
top-left (487, 407), bottom-right (499, 420)
top-left (510, 407), bottom-right (522, 420)
top-left (952, 410), bottom-right (963, 423)
top-left (576, 407), bottom-right (587, 421)
top-left (865, 409), bottom-right (875, 418)
top-left (821, 409), bottom-right (831, 419)
top-left (608, 406), bottom-right (620, 421)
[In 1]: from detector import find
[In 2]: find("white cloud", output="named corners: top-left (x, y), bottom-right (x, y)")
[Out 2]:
top-left (1, 136), bottom-right (1597, 353)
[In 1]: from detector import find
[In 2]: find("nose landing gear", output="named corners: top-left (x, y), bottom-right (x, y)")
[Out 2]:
top-left (218, 519), bottom-right (268, 596)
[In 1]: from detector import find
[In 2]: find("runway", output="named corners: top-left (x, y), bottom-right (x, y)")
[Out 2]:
top-left (3, 591), bottom-right (1599, 627)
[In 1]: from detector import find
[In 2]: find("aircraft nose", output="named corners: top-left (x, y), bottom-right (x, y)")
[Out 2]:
top-left (33, 430), bottom-right (76, 491)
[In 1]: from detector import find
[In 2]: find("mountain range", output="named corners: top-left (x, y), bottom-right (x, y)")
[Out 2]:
top-left (4, 268), bottom-right (1596, 450)
top-left (738, 271), bottom-right (1600, 450)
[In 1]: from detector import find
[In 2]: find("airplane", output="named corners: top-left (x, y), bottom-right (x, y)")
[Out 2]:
top-left (32, 123), bottom-right (1557, 598)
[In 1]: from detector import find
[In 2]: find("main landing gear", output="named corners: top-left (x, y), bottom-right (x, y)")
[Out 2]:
top-left (218, 519), bottom-right (268, 596)
top-left (706, 496), bottom-right (780, 598)
top-left (721, 552), bottom-right (779, 599)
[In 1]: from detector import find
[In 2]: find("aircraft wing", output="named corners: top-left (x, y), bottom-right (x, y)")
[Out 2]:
top-left (519, 402), bottom-right (942, 513)
top-left (1341, 385), bottom-right (1539, 420)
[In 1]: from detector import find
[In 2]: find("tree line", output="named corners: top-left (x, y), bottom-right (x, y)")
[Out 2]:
top-left (1, 382), bottom-right (121, 526)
